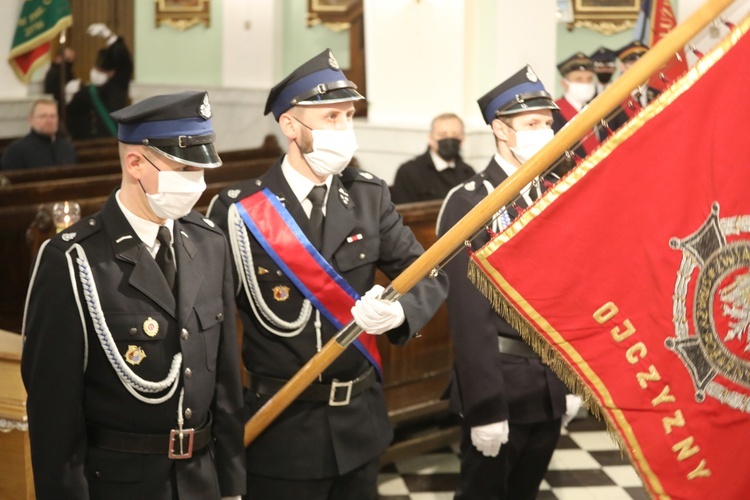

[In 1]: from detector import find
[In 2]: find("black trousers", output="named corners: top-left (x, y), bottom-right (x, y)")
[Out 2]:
top-left (244, 456), bottom-right (380, 500)
top-left (455, 418), bottom-right (561, 500)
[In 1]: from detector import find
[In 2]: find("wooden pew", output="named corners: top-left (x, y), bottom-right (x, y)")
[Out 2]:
top-left (0, 134), bottom-right (282, 186)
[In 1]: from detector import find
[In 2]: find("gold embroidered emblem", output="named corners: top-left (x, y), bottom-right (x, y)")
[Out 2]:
top-left (272, 285), bottom-right (290, 302)
top-left (258, 267), bottom-right (269, 275)
top-left (143, 317), bottom-right (159, 337)
top-left (125, 345), bottom-right (147, 365)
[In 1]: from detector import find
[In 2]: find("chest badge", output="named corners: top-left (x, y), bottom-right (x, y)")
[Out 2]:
top-left (125, 345), bottom-right (147, 365)
top-left (272, 285), bottom-right (290, 302)
top-left (143, 317), bottom-right (160, 337)
top-left (257, 266), bottom-right (269, 275)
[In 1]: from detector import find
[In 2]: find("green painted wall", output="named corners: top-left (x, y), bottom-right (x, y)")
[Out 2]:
top-left (134, 0), bottom-right (223, 86)
top-left (282, 0), bottom-right (349, 75)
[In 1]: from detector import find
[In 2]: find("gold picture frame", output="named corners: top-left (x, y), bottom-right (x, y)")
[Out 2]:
top-left (569, 0), bottom-right (642, 35)
top-left (155, 0), bottom-right (210, 31)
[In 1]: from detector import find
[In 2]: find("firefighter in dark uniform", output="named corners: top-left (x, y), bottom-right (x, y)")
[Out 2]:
top-left (21, 91), bottom-right (246, 500)
top-left (437, 66), bottom-right (582, 500)
top-left (607, 41), bottom-right (661, 133)
top-left (207, 48), bottom-right (448, 500)
top-left (590, 46), bottom-right (618, 95)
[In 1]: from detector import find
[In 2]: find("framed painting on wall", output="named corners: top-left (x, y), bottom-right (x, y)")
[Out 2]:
top-left (155, 0), bottom-right (210, 30)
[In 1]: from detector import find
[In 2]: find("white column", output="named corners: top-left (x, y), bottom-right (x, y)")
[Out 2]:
top-left (358, 0), bottom-right (558, 183)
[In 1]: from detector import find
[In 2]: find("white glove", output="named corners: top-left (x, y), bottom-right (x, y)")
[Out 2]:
top-left (87, 22), bottom-right (113, 39)
top-left (470, 420), bottom-right (509, 457)
top-left (562, 394), bottom-right (583, 427)
top-left (350, 284), bottom-right (405, 335)
top-left (64, 78), bottom-right (81, 103)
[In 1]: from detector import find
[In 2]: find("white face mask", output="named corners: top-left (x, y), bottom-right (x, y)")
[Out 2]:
top-left (147, 170), bottom-right (206, 220)
top-left (301, 128), bottom-right (358, 177)
top-left (89, 68), bottom-right (109, 87)
top-left (510, 128), bottom-right (554, 164)
top-left (564, 80), bottom-right (596, 105)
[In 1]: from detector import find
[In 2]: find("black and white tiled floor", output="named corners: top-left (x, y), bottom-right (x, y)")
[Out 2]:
top-left (377, 415), bottom-right (648, 500)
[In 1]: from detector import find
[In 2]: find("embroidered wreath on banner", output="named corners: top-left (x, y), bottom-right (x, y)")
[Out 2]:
top-left (668, 202), bottom-right (750, 413)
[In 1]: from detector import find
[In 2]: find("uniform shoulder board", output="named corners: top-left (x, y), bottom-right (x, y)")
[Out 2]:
top-left (182, 211), bottom-right (223, 235)
top-left (48, 216), bottom-right (101, 250)
top-left (340, 166), bottom-right (382, 186)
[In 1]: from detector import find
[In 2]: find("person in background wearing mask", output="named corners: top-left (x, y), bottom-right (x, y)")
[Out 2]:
top-left (87, 22), bottom-right (134, 107)
top-left (21, 91), bottom-right (246, 500)
top-left (208, 49), bottom-right (448, 500)
top-left (390, 112), bottom-right (475, 203)
top-left (590, 46), bottom-right (618, 95)
top-left (552, 52), bottom-right (600, 170)
top-left (437, 66), bottom-right (582, 500)
top-left (0, 98), bottom-right (77, 171)
top-left (66, 48), bottom-right (127, 140)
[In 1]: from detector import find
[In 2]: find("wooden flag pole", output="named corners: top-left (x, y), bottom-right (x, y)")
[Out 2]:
top-left (244, 0), bottom-right (737, 446)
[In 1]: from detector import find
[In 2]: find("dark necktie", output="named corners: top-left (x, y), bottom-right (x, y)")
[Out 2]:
top-left (155, 226), bottom-right (176, 290)
top-left (307, 185), bottom-right (327, 250)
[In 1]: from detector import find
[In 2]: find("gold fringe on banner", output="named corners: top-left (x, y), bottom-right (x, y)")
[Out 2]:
top-left (466, 13), bottom-right (750, 474)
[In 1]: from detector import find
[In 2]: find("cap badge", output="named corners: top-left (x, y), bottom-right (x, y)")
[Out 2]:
top-left (272, 285), bottom-right (290, 302)
top-left (227, 189), bottom-right (241, 199)
top-left (199, 93), bottom-right (212, 119)
top-left (143, 317), bottom-right (160, 337)
top-left (125, 345), bottom-right (147, 365)
top-left (526, 66), bottom-right (538, 83)
top-left (328, 50), bottom-right (340, 70)
top-left (202, 218), bottom-right (215, 228)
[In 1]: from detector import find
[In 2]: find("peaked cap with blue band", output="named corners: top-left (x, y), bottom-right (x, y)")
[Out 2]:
top-left (590, 46), bottom-right (617, 65)
top-left (477, 65), bottom-right (559, 124)
top-left (110, 90), bottom-right (222, 168)
top-left (264, 48), bottom-right (364, 121)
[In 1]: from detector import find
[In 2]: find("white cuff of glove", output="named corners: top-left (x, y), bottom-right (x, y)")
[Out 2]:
top-left (87, 23), bottom-right (112, 39)
top-left (350, 284), bottom-right (405, 335)
top-left (470, 420), bottom-right (509, 457)
top-left (562, 394), bottom-right (583, 427)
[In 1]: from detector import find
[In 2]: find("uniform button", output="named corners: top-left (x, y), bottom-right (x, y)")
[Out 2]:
top-left (358, 253), bottom-right (366, 260)
top-left (184, 367), bottom-right (192, 379)
top-left (215, 312), bottom-right (223, 321)
top-left (255, 179), bottom-right (262, 186)
top-left (88, 219), bottom-right (96, 226)
top-left (276, 270), bottom-right (283, 277)
top-left (184, 408), bottom-right (192, 419)
top-left (94, 471), bottom-right (101, 478)
top-left (129, 327), bottom-right (137, 336)
top-left (181, 328), bottom-right (189, 340)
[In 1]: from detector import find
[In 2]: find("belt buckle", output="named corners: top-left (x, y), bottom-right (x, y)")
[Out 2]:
top-left (329, 380), bottom-right (353, 406)
top-left (168, 428), bottom-right (195, 459)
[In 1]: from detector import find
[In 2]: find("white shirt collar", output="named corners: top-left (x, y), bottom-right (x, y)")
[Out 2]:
top-left (115, 190), bottom-right (174, 254)
top-left (562, 94), bottom-right (584, 111)
top-left (429, 149), bottom-right (454, 172)
top-left (493, 153), bottom-right (534, 205)
top-left (281, 156), bottom-right (333, 216)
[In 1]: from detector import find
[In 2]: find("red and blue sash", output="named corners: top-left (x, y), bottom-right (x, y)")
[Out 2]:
top-left (235, 188), bottom-right (382, 379)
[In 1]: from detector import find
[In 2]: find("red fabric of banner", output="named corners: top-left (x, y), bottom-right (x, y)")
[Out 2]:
top-left (471, 22), bottom-right (750, 500)
top-left (649, 0), bottom-right (689, 90)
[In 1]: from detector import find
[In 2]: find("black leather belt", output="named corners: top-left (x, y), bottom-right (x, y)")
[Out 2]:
top-left (498, 336), bottom-right (538, 358)
top-left (88, 413), bottom-right (212, 460)
top-left (246, 367), bottom-right (376, 406)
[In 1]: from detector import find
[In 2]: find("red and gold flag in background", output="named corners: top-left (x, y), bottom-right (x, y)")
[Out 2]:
top-left (635, 0), bottom-right (689, 90)
top-left (470, 17), bottom-right (750, 500)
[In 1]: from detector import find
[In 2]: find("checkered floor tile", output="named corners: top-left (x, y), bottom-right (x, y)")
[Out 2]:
top-left (377, 415), bottom-right (648, 500)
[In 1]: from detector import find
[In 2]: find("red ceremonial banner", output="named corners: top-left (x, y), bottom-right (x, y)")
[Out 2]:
top-left (646, 0), bottom-right (689, 90)
top-left (469, 18), bottom-right (750, 500)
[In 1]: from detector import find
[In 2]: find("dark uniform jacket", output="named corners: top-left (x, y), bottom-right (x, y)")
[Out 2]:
top-left (208, 157), bottom-right (448, 480)
top-left (0, 129), bottom-right (77, 170)
top-left (437, 158), bottom-right (567, 428)
top-left (67, 81), bottom-right (124, 140)
top-left (606, 86), bottom-right (661, 133)
top-left (391, 148), bottom-right (475, 204)
top-left (21, 192), bottom-right (246, 499)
